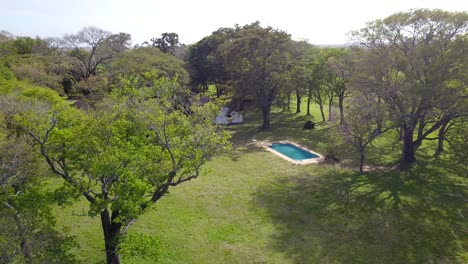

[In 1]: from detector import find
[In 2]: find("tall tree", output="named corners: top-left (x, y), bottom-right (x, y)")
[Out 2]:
top-left (325, 48), bottom-right (355, 124)
top-left (221, 22), bottom-right (292, 129)
top-left (10, 75), bottom-right (230, 264)
top-left (352, 9), bottom-right (468, 168)
top-left (289, 40), bottom-right (316, 113)
top-left (62, 26), bottom-right (131, 81)
top-left (151, 32), bottom-right (180, 55)
top-left (305, 58), bottom-right (327, 120)
top-left (187, 28), bottom-right (234, 95)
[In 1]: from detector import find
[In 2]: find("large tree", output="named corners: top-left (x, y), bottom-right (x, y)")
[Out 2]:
top-left (9, 75), bottom-right (230, 264)
top-left (221, 22), bottom-right (292, 129)
top-left (151, 32), bottom-right (180, 55)
top-left (62, 26), bottom-right (131, 81)
top-left (187, 28), bottom-right (234, 95)
top-left (352, 9), bottom-right (468, 168)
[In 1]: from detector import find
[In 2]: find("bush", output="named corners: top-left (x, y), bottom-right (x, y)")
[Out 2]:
top-left (304, 120), bottom-right (315, 130)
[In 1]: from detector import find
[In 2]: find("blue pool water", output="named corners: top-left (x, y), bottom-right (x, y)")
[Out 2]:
top-left (270, 143), bottom-right (319, 160)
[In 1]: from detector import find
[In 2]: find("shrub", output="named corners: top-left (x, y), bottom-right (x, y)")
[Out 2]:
top-left (304, 120), bottom-right (315, 130)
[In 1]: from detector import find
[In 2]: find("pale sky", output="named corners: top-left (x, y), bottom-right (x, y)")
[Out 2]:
top-left (1, 0), bottom-right (467, 46)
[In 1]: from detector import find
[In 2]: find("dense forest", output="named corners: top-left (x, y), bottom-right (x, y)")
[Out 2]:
top-left (0, 9), bottom-right (467, 264)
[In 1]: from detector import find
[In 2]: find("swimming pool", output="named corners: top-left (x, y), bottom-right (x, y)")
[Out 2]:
top-left (266, 142), bottom-right (322, 164)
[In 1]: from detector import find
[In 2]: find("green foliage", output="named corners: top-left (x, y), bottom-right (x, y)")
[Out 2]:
top-left (221, 22), bottom-right (292, 129)
top-left (9, 54), bottom-right (74, 95)
top-left (151, 32), bottom-right (180, 55)
top-left (187, 28), bottom-right (234, 93)
top-left (110, 47), bottom-right (189, 86)
top-left (0, 36), bottom-right (45, 56)
top-left (352, 9), bottom-right (468, 165)
top-left (6, 72), bottom-right (230, 262)
top-left (0, 62), bottom-right (15, 81)
top-left (0, 117), bottom-right (77, 263)
top-left (0, 63), bottom-right (17, 94)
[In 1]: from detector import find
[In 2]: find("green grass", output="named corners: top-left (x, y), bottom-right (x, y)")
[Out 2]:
top-left (52, 101), bottom-right (467, 263)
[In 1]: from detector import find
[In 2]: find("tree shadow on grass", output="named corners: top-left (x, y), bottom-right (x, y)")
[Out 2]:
top-left (254, 164), bottom-right (467, 263)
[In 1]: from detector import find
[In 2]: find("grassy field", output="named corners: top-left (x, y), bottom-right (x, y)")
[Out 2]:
top-left (53, 102), bottom-right (467, 263)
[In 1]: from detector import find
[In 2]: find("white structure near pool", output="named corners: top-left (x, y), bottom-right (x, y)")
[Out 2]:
top-left (215, 107), bottom-right (243, 125)
top-left (264, 141), bottom-right (323, 165)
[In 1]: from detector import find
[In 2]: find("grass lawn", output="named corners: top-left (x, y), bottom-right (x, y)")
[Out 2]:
top-left (53, 102), bottom-right (467, 263)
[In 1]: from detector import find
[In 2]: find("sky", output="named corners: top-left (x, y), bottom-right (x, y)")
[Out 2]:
top-left (1, 0), bottom-right (467, 46)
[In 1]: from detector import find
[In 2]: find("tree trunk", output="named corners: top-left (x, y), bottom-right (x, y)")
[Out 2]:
top-left (101, 209), bottom-right (122, 264)
top-left (215, 84), bottom-right (221, 98)
top-left (359, 151), bottom-right (365, 174)
top-left (436, 121), bottom-right (449, 155)
top-left (376, 96), bottom-right (383, 133)
top-left (261, 106), bottom-right (271, 130)
top-left (400, 124), bottom-right (417, 169)
top-left (338, 96), bottom-right (345, 124)
top-left (5, 201), bottom-right (33, 263)
top-left (286, 93), bottom-right (291, 111)
top-left (306, 94), bottom-right (311, 116)
top-left (328, 101), bottom-right (332, 121)
top-left (239, 99), bottom-right (244, 111)
top-left (319, 103), bottom-right (325, 122)
top-left (296, 92), bottom-right (301, 113)
top-left (12, 214), bottom-right (32, 264)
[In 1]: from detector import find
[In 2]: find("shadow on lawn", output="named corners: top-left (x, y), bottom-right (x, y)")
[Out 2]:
top-left (254, 163), bottom-right (467, 263)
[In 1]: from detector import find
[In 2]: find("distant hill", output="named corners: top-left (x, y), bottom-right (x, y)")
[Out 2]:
top-left (317, 43), bottom-right (350, 48)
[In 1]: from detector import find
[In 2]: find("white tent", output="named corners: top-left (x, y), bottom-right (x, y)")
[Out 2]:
top-left (215, 107), bottom-right (243, 125)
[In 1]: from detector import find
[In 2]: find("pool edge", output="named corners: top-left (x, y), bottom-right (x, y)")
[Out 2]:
top-left (263, 140), bottom-right (324, 165)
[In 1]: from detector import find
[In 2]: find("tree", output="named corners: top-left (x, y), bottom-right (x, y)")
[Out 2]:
top-left (0, 30), bottom-right (14, 42)
top-left (445, 118), bottom-right (468, 171)
top-left (289, 40), bottom-right (316, 114)
top-left (0, 95), bottom-right (76, 263)
top-left (11, 75), bottom-right (230, 264)
top-left (62, 26), bottom-right (131, 81)
top-left (305, 59), bottom-right (327, 120)
top-left (187, 28), bottom-right (234, 95)
top-left (341, 96), bottom-right (389, 173)
top-left (9, 54), bottom-right (75, 95)
top-left (352, 9), bottom-right (468, 168)
top-left (151, 32), bottom-right (180, 55)
top-left (325, 48), bottom-right (355, 124)
top-left (109, 47), bottom-right (189, 86)
top-left (221, 22), bottom-right (292, 129)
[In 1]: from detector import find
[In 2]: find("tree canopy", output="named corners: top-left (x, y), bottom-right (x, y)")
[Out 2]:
top-left (221, 22), bottom-right (292, 129)
top-left (352, 9), bottom-right (468, 167)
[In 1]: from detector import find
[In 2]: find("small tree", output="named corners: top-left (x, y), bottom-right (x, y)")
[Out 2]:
top-left (341, 96), bottom-right (388, 173)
